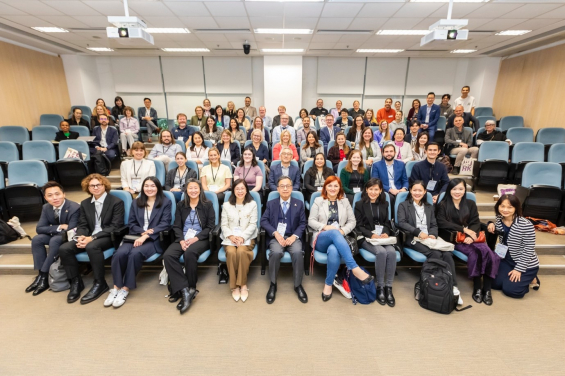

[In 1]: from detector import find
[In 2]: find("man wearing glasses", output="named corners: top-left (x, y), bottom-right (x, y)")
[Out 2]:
top-left (58, 174), bottom-right (125, 305)
top-left (91, 114), bottom-right (119, 161)
top-left (260, 176), bottom-right (308, 304)
top-left (268, 147), bottom-right (300, 192)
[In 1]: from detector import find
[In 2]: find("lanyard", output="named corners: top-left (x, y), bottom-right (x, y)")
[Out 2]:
top-left (188, 207), bottom-right (200, 226)
top-left (242, 166), bottom-right (253, 180)
top-left (177, 167), bottom-right (188, 183)
top-left (163, 145), bottom-right (172, 156)
top-left (222, 148), bottom-right (229, 159)
top-left (352, 170), bottom-right (361, 187)
top-left (145, 207), bottom-right (151, 225)
top-left (369, 203), bottom-right (380, 224)
top-left (132, 160), bottom-right (143, 177)
top-left (94, 204), bottom-right (101, 222)
top-left (316, 171), bottom-right (323, 184)
top-left (211, 165), bottom-right (220, 183)
top-left (197, 118), bottom-right (202, 127)
top-left (415, 206), bottom-right (425, 224)
top-left (194, 146), bottom-right (203, 158)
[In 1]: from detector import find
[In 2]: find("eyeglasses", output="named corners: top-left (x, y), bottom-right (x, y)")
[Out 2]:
top-left (89, 184), bottom-right (103, 189)
top-left (278, 185), bottom-right (292, 189)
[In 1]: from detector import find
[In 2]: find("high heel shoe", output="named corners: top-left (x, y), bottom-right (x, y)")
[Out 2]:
top-left (532, 276), bottom-right (541, 291)
top-left (321, 292), bottom-right (332, 302)
top-left (361, 275), bottom-right (374, 285)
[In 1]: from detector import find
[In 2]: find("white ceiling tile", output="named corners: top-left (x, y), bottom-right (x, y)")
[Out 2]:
top-left (308, 42), bottom-right (336, 49)
top-left (380, 18), bottom-right (423, 30)
top-left (500, 3), bottom-right (562, 19)
top-left (257, 42), bottom-right (283, 49)
top-left (429, 3), bottom-right (487, 19)
top-left (244, 3), bottom-right (284, 17)
top-left (278, 41), bottom-right (309, 49)
top-left (1, 15), bottom-right (55, 27)
top-left (256, 35), bottom-right (284, 42)
top-left (283, 3), bottom-right (323, 18)
top-left (229, 41), bottom-right (256, 49)
top-left (194, 33), bottom-right (228, 42)
top-left (474, 19), bottom-right (528, 31)
top-left (249, 16), bottom-right (283, 29)
top-left (72, 15), bottom-right (111, 27)
top-left (464, 3), bottom-right (526, 19)
top-left (224, 33), bottom-right (254, 42)
top-left (511, 18), bottom-right (561, 30)
top-left (536, 5), bottom-right (565, 19)
top-left (333, 42), bottom-right (360, 49)
top-left (358, 3), bottom-right (404, 18)
top-left (180, 16), bottom-right (218, 29)
top-left (311, 34), bottom-right (342, 43)
top-left (203, 41), bottom-right (231, 49)
top-left (347, 18), bottom-right (387, 31)
top-left (41, 1), bottom-right (99, 16)
top-left (143, 16), bottom-right (185, 28)
top-left (338, 34), bottom-right (371, 43)
top-left (467, 18), bottom-right (494, 30)
top-left (82, 1), bottom-right (138, 17)
top-left (128, 2), bottom-right (174, 17)
top-left (282, 17), bottom-right (317, 29)
top-left (316, 18), bottom-right (353, 30)
top-left (321, 3), bottom-right (363, 18)
top-left (392, 3), bottom-right (444, 18)
top-left (213, 17), bottom-right (250, 29)
top-left (0, 2), bottom-right (27, 15)
top-left (37, 15), bottom-right (89, 28)
top-left (163, 1), bottom-right (211, 17)
top-left (7, 1), bottom-right (63, 16)
top-left (204, 2), bottom-right (247, 17)
top-left (166, 33), bottom-right (200, 42)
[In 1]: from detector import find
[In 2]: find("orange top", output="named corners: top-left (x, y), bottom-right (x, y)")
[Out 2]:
top-left (376, 108), bottom-right (396, 124)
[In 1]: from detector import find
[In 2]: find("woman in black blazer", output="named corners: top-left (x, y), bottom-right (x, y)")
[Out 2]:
top-left (164, 152), bottom-right (198, 202)
top-left (106, 177), bottom-right (172, 308)
top-left (354, 178), bottom-right (397, 307)
top-left (303, 153), bottom-right (334, 203)
top-left (216, 129), bottom-right (241, 167)
top-left (397, 180), bottom-right (461, 302)
top-left (163, 178), bottom-right (215, 314)
top-left (437, 178), bottom-right (499, 305)
top-left (67, 108), bottom-right (89, 127)
top-left (54, 120), bottom-right (79, 141)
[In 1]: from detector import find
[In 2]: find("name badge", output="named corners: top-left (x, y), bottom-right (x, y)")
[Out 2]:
top-left (178, 137), bottom-right (184, 141)
top-left (255, 157), bottom-right (259, 161)
top-left (495, 244), bottom-right (508, 258)
top-left (418, 225), bottom-right (428, 234)
top-left (456, 139), bottom-right (462, 143)
top-left (330, 221), bottom-right (340, 230)
top-left (233, 226), bottom-right (243, 237)
top-left (373, 225), bottom-right (383, 236)
top-left (208, 185), bottom-right (219, 192)
top-left (426, 180), bottom-right (437, 191)
top-left (276, 222), bottom-right (287, 235)
top-left (184, 229), bottom-right (197, 240)
top-left (131, 178), bottom-right (141, 192)
top-left (353, 187), bottom-right (361, 193)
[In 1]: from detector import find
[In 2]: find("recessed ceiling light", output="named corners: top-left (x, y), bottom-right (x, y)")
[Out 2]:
top-left (32, 27), bottom-right (68, 33)
top-left (87, 47), bottom-right (114, 52)
top-left (161, 48), bottom-right (210, 52)
top-left (247, 0), bottom-right (323, 2)
top-left (495, 30), bottom-right (532, 36)
top-left (410, 0), bottom-right (489, 3)
top-left (377, 30), bottom-right (430, 36)
top-left (451, 49), bottom-right (477, 53)
top-left (261, 49), bottom-right (304, 53)
top-left (254, 29), bottom-right (313, 35)
top-left (145, 28), bottom-right (190, 34)
top-left (357, 49), bottom-right (405, 53)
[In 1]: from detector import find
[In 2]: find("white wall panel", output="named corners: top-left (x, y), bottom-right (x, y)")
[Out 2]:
top-left (365, 58), bottom-right (408, 96)
top-left (120, 94), bottom-right (167, 118)
top-left (317, 57), bottom-right (365, 94)
top-left (204, 57), bottom-right (252, 94)
top-left (405, 58), bottom-right (459, 96)
top-left (110, 57), bottom-right (163, 93)
top-left (161, 57), bottom-right (205, 93)
top-left (264, 56), bottom-right (302, 120)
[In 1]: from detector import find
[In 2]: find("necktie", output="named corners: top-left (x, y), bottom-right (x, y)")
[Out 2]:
top-left (283, 201), bottom-right (288, 215)
top-left (54, 208), bottom-right (60, 223)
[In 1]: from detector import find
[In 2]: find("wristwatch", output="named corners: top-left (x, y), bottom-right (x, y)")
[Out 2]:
top-left (92, 235), bottom-right (97, 240)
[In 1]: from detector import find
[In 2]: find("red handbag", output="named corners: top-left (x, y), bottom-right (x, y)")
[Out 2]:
top-left (456, 231), bottom-right (486, 243)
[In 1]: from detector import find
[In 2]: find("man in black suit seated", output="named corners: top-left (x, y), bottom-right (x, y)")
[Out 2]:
top-left (58, 174), bottom-right (124, 304)
top-left (26, 181), bottom-right (80, 296)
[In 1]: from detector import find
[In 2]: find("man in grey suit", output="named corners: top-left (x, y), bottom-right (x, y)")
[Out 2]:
top-left (26, 181), bottom-right (80, 296)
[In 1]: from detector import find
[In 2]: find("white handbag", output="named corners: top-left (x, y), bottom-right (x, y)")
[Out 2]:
top-left (459, 156), bottom-right (475, 176)
top-left (365, 237), bottom-right (397, 246)
top-left (416, 237), bottom-right (454, 252)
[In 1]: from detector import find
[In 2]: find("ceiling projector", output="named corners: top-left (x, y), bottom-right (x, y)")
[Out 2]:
top-left (420, 19), bottom-right (468, 47)
top-left (106, 16), bottom-right (154, 45)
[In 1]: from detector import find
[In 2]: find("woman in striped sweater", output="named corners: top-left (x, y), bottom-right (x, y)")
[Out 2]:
top-left (488, 194), bottom-right (540, 299)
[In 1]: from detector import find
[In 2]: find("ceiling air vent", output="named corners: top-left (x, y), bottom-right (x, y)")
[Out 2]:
top-left (193, 29), bottom-right (251, 34)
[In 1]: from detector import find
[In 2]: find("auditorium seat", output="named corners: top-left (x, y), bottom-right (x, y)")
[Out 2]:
top-left (4, 160), bottom-right (48, 221)
top-left (306, 191), bottom-right (321, 212)
top-left (301, 159), bottom-right (330, 180)
top-left (56, 140), bottom-right (90, 188)
top-left (70, 126), bottom-right (91, 137)
top-left (499, 116), bottom-right (524, 132)
top-left (548, 144), bottom-right (565, 188)
top-left (475, 141), bottom-right (509, 187)
top-left (23, 140), bottom-right (57, 180)
top-left (71, 105), bottom-right (92, 117)
top-left (152, 159), bottom-right (166, 186)
top-left (506, 127), bottom-right (534, 144)
top-left (0, 141), bottom-right (19, 178)
top-left (32, 126), bottom-right (58, 141)
top-left (327, 139), bottom-right (352, 151)
top-left (336, 160), bottom-right (349, 177)
top-left (474, 107), bottom-right (493, 117)
top-left (405, 160), bottom-right (417, 179)
top-left (168, 160), bottom-right (199, 179)
top-left (522, 162), bottom-right (562, 223)
top-left (476, 116), bottom-right (496, 128)
top-left (39, 114), bottom-right (64, 127)
top-left (394, 191), bottom-right (432, 263)
top-left (510, 142), bottom-right (544, 184)
top-left (0, 126), bottom-right (30, 147)
top-left (536, 127), bottom-right (565, 159)
top-left (175, 139), bottom-right (186, 153)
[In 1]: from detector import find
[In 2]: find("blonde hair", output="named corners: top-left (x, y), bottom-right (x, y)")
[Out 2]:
top-left (279, 130), bottom-right (292, 146)
top-left (251, 129), bottom-right (264, 142)
top-left (379, 121), bottom-right (391, 141)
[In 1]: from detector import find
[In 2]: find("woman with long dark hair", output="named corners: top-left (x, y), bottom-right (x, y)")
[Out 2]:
top-left (303, 152), bottom-right (334, 203)
top-left (111, 96), bottom-right (126, 118)
top-left (437, 179), bottom-right (500, 305)
top-left (340, 150), bottom-right (370, 204)
top-left (234, 147), bottom-right (263, 192)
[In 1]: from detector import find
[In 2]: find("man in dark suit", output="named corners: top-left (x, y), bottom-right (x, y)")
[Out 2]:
top-left (261, 176), bottom-right (307, 304)
top-left (417, 92), bottom-right (440, 141)
top-left (268, 147), bottom-right (301, 191)
top-left (58, 174), bottom-right (125, 304)
top-left (371, 144), bottom-right (409, 210)
top-left (139, 97), bottom-right (159, 140)
top-left (26, 181), bottom-right (80, 296)
top-left (319, 114), bottom-right (341, 154)
top-left (90, 114), bottom-right (119, 161)
top-left (446, 105), bottom-right (480, 134)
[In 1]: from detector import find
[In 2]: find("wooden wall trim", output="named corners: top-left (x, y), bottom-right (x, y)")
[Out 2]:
top-left (0, 40), bottom-right (70, 129)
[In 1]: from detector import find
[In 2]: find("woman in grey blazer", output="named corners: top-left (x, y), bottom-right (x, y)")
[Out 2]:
top-left (308, 176), bottom-right (374, 301)
top-left (164, 152), bottom-right (197, 202)
top-left (357, 127), bottom-right (382, 168)
top-left (397, 180), bottom-right (461, 303)
top-left (300, 130), bottom-right (324, 166)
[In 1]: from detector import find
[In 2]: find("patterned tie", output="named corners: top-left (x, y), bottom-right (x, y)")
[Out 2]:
top-left (54, 208), bottom-right (60, 223)
top-left (283, 201), bottom-right (288, 215)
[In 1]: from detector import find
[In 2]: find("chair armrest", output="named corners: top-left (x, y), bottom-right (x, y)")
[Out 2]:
top-left (111, 226), bottom-right (129, 246)
top-left (438, 228), bottom-right (457, 243)
top-left (260, 228), bottom-right (266, 275)
top-left (210, 224), bottom-right (221, 252)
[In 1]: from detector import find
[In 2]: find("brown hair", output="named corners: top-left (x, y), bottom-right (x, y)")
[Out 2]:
top-left (334, 132), bottom-right (350, 155)
top-left (177, 113), bottom-right (187, 120)
top-left (158, 130), bottom-right (173, 144)
top-left (123, 106), bottom-right (135, 116)
top-left (131, 141), bottom-right (148, 157)
top-left (321, 176), bottom-right (345, 200)
top-left (81, 174), bottom-right (111, 195)
top-left (344, 150), bottom-right (365, 174)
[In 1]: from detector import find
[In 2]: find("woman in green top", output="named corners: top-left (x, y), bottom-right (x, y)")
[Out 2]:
top-left (55, 120), bottom-right (79, 141)
top-left (340, 150), bottom-right (370, 204)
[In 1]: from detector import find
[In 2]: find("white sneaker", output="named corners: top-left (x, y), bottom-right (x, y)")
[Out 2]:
top-left (453, 286), bottom-right (463, 305)
top-left (104, 289), bottom-right (118, 307)
top-left (333, 278), bottom-right (352, 299)
top-left (113, 289), bottom-right (129, 308)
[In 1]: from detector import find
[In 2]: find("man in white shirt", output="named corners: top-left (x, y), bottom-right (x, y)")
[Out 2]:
top-left (244, 96), bottom-right (257, 118)
top-left (272, 105), bottom-right (295, 128)
top-left (148, 130), bottom-right (183, 170)
top-left (454, 86), bottom-right (476, 116)
top-left (272, 114), bottom-right (296, 145)
top-left (259, 106), bottom-right (272, 128)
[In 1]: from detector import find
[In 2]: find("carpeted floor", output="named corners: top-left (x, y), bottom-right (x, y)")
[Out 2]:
top-left (1, 266), bottom-right (564, 375)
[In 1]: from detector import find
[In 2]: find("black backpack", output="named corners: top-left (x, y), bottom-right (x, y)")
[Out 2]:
top-left (0, 219), bottom-right (23, 245)
top-left (415, 259), bottom-right (464, 314)
top-left (92, 152), bottom-right (111, 176)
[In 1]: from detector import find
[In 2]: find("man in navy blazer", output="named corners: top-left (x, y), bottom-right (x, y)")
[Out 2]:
top-left (27, 181), bottom-right (80, 296)
top-left (268, 147), bottom-right (301, 191)
top-left (371, 144), bottom-right (408, 209)
top-left (90, 114), bottom-right (119, 161)
top-left (417, 92), bottom-right (440, 141)
top-left (260, 176), bottom-right (308, 304)
top-left (319, 114), bottom-right (341, 154)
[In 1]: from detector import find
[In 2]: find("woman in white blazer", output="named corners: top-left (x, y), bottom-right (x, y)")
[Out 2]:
top-left (308, 176), bottom-right (374, 301)
top-left (357, 127), bottom-right (382, 168)
top-left (392, 128), bottom-right (414, 164)
top-left (221, 179), bottom-right (258, 302)
top-left (120, 141), bottom-right (156, 196)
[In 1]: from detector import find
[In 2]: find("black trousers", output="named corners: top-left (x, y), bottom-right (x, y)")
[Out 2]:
top-left (58, 237), bottom-right (114, 282)
top-left (411, 241), bottom-right (458, 286)
top-left (163, 240), bottom-right (210, 294)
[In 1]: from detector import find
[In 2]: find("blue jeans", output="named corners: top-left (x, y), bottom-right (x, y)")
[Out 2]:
top-left (315, 230), bottom-right (358, 285)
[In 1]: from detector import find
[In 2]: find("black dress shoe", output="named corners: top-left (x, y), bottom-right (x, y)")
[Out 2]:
top-left (67, 277), bottom-right (84, 303)
top-left (266, 283), bottom-right (277, 304)
top-left (179, 287), bottom-right (198, 314)
top-left (33, 275), bottom-right (50, 296)
top-left (472, 288), bottom-right (483, 304)
top-left (384, 286), bottom-right (396, 307)
top-left (376, 287), bottom-right (386, 305)
top-left (218, 264), bottom-right (229, 284)
top-left (80, 280), bottom-right (109, 305)
top-left (482, 290), bottom-right (493, 306)
top-left (361, 275), bottom-right (375, 286)
top-left (169, 291), bottom-right (181, 303)
top-left (321, 292), bottom-right (332, 302)
top-left (294, 285), bottom-right (308, 303)
top-left (26, 274), bottom-right (42, 293)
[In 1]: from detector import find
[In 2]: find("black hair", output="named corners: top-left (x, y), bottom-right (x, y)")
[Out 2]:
top-left (425, 142), bottom-right (440, 151)
top-left (190, 131), bottom-right (205, 152)
top-left (462, 85), bottom-right (470, 91)
top-left (182, 178), bottom-right (209, 206)
top-left (114, 96), bottom-right (124, 109)
top-left (277, 175), bottom-right (292, 186)
top-left (229, 118), bottom-right (240, 132)
top-left (42, 181), bottom-right (64, 195)
top-left (144, 97), bottom-right (151, 102)
top-left (228, 179), bottom-right (253, 206)
top-left (361, 178), bottom-right (385, 204)
top-left (239, 147), bottom-right (258, 168)
top-left (214, 105), bottom-right (224, 119)
top-left (245, 96), bottom-right (251, 100)
top-left (407, 180), bottom-right (427, 205)
top-left (442, 94), bottom-right (451, 100)
top-left (393, 128), bottom-right (405, 138)
top-left (443, 178), bottom-right (469, 225)
top-left (204, 116), bottom-right (218, 134)
top-left (340, 108), bottom-right (349, 114)
top-left (427, 92), bottom-right (435, 97)
top-left (494, 194), bottom-right (522, 219)
top-left (137, 177), bottom-right (165, 208)
top-left (382, 143), bottom-right (396, 153)
top-left (306, 152), bottom-right (334, 179)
